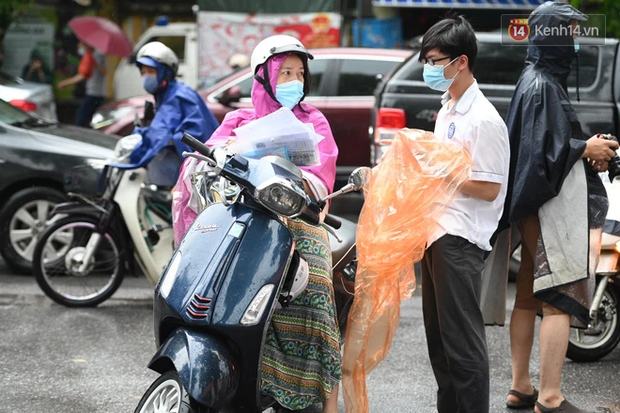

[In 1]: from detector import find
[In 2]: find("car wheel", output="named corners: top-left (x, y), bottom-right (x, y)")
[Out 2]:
top-left (0, 187), bottom-right (67, 274)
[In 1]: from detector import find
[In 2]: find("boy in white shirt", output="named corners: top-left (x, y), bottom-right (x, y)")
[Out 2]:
top-left (418, 15), bottom-right (510, 413)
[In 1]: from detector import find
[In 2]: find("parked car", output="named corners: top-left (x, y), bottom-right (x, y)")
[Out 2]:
top-left (371, 33), bottom-right (618, 164)
top-left (0, 98), bottom-right (117, 273)
top-left (94, 47), bottom-right (413, 189)
top-left (0, 71), bottom-right (57, 122)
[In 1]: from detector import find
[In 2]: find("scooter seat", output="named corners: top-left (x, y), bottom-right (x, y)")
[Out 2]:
top-left (328, 217), bottom-right (357, 271)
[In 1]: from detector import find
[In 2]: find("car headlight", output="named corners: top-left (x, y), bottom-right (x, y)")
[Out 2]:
top-left (91, 106), bottom-right (138, 129)
top-left (255, 178), bottom-right (306, 217)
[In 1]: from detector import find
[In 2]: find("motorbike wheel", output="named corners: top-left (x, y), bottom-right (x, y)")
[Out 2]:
top-left (32, 216), bottom-right (124, 307)
top-left (134, 371), bottom-right (210, 413)
top-left (566, 285), bottom-right (620, 362)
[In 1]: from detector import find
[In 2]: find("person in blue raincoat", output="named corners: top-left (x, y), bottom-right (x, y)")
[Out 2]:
top-left (126, 41), bottom-right (219, 187)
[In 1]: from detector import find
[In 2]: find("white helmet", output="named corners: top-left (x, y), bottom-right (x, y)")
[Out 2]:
top-left (136, 41), bottom-right (179, 78)
top-left (250, 35), bottom-right (313, 75)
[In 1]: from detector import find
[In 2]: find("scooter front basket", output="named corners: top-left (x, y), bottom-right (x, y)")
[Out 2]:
top-left (63, 164), bottom-right (104, 197)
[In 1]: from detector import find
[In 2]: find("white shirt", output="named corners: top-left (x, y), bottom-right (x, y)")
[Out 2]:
top-left (428, 80), bottom-right (510, 251)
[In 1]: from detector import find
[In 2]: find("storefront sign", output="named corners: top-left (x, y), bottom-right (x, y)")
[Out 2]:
top-left (197, 11), bottom-right (341, 87)
top-left (2, 22), bottom-right (55, 79)
top-left (371, 0), bottom-right (545, 9)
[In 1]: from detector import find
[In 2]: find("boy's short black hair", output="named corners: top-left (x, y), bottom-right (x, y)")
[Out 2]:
top-left (419, 14), bottom-right (477, 72)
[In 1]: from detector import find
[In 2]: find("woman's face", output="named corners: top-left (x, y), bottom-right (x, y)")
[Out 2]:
top-left (277, 54), bottom-right (305, 85)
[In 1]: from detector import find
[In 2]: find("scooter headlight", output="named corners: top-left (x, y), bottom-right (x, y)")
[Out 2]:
top-left (113, 133), bottom-right (143, 163)
top-left (255, 178), bottom-right (305, 217)
top-left (241, 284), bottom-right (275, 325)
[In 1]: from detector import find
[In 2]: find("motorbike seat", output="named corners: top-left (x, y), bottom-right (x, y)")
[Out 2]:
top-left (328, 217), bottom-right (357, 271)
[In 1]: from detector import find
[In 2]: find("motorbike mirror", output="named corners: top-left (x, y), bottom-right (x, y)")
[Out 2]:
top-left (218, 86), bottom-right (242, 106)
top-left (143, 100), bottom-right (155, 125)
top-left (318, 167), bottom-right (372, 206)
top-left (348, 167), bottom-right (372, 191)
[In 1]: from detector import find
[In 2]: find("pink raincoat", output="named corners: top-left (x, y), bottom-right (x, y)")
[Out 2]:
top-left (172, 53), bottom-right (339, 244)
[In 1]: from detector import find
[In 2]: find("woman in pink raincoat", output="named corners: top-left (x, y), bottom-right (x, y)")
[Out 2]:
top-left (172, 35), bottom-right (340, 412)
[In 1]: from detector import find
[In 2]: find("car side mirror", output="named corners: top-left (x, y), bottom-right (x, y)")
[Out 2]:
top-left (218, 86), bottom-right (241, 106)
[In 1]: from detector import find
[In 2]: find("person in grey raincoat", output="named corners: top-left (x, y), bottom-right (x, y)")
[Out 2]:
top-left (496, 2), bottom-right (618, 412)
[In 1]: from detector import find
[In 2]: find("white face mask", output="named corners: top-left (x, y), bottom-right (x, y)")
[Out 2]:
top-left (423, 56), bottom-right (460, 92)
top-left (275, 80), bottom-right (305, 109)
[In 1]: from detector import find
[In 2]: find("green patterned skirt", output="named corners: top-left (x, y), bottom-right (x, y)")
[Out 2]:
top-left (261, 220), bottom-right (343, 410)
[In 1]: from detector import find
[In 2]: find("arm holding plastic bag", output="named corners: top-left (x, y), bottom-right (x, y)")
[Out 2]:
top-left (343, 128), bottom-right (471, 413)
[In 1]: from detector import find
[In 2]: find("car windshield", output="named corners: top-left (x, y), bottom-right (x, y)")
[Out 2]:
top-left (0, 98), bottom-right (31, 125)
top-left (208, 67), bottom-right (248, 89)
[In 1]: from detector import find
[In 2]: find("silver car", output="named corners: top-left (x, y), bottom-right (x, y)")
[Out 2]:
top-left (0, 71), bottom-right (57, 122)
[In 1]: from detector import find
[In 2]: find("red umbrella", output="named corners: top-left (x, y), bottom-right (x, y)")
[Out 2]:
top-left (68, 16), bottom-right (133, 58)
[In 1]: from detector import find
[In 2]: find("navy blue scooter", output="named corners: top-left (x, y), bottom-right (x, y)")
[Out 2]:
top-left (134, 133), bottom-right (367, 413)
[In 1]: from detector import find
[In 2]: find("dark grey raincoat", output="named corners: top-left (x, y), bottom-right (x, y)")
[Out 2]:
top-left (504, 2), bottom-right (591, 224)
top-left (482, 2), bottom-right (599, 326)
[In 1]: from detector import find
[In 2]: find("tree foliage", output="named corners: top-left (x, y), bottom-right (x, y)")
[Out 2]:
top-left (0, 0), bottom-right (33, 40)
top-left (570, 0), bottom-right (620, 40)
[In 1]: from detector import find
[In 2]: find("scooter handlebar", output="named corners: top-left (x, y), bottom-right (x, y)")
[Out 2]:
top-left (323, 214), bottom-right (342, 230)
top-left (181, 132), bottom-right (215, 160)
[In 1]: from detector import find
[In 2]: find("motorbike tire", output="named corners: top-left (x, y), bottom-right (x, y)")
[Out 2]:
top-left (32, 216), bottom-right (125, 307)
top-left (134, 371), bottom-right (211, 413)
top-left (0, 187), bottom-right (67, 274)
top-left (566, 285), bottom-right (620, 362)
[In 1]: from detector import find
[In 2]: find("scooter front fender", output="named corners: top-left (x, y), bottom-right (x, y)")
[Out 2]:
top-left (51, 201), bottom-right (102, 219)
top-left (148, 328), bottom-right (239, 409)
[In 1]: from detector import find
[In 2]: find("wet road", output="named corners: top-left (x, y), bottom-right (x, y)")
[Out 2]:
top-left (1, 258), bottom-right (619, 413)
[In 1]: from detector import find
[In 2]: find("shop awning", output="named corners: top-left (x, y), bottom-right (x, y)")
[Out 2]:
top-left (372, 0), bottom-right (545, 9)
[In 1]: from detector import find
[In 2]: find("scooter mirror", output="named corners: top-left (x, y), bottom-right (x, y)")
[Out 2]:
top-left (348, 167), bottom-right (372, 191)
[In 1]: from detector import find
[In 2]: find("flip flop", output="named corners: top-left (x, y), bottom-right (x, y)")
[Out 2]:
top-left (506, 387), bottom-right (539, 409)
top-left (535, 400), bottom-right (588, 413)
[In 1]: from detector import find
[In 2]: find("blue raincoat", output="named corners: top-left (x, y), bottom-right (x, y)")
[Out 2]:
top-left (132, 80), bottom-right (218, 166)
top-left (117, 80), bottom-right (219, 185)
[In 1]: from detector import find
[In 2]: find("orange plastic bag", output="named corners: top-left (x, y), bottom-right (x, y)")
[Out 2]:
top-left (342, 129), bottom-right (472, 413)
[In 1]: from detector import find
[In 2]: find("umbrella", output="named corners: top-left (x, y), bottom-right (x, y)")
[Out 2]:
top-left (68, 16), bottom-right (133, 58)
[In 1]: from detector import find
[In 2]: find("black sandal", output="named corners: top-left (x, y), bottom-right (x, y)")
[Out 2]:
top-left (535, 399), bottom-right (587, 413)
top-left (506, 387), bottom-right (539, 409)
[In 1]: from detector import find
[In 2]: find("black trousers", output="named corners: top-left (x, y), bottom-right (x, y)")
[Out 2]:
top-left (75, 95), bottom-right (105, 127)
top-left (421, 235), bottom-right (489, 413)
